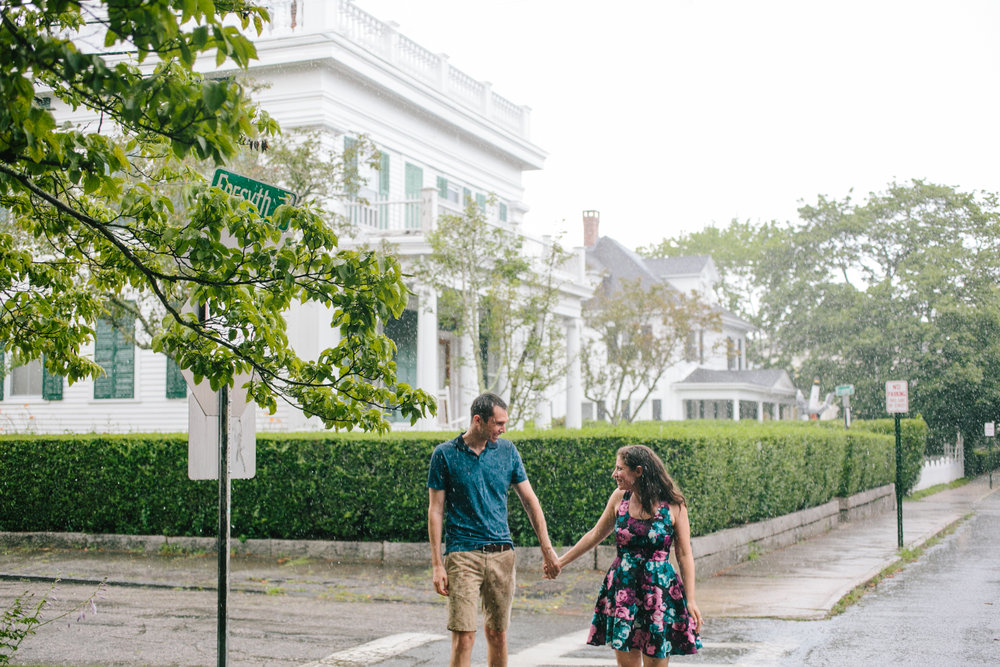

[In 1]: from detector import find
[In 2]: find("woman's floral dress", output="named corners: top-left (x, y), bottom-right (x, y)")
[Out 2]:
top-left (587, 491), bottom-right (703, 658)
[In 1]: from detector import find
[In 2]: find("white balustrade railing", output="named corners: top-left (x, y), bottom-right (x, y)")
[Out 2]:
top-left (257, 0), bottom-right (529, 137)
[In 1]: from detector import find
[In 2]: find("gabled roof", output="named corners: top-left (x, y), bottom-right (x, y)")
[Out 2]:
top-left (586, 236), bottom-right (661, 292)
top-left (644, 255), bottom-right (712, 277)
top-left (678, 368), bottom-right (794, 389)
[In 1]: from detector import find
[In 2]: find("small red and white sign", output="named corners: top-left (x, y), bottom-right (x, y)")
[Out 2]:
top-left (885, 380), bottom-right (908, 414)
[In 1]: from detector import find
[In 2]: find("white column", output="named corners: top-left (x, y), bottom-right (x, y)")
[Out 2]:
top-left (757, 400), bottom-right (764, 422)
top-left (565, 318), bottom-right (582, 428)
top-left (732, 398), bottom-right (740, 422)
top-left (416, 287), bottom-right (438, 430)
top-left (458, 329), bottom-right (479, 425)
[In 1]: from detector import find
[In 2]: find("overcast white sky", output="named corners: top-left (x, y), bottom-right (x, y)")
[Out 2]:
top-left (353, 0), bottom-right (1000, 250)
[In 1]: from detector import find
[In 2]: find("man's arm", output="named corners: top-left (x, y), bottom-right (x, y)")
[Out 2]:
top-left (512, 479), bottom-right (561, 579)
top-left (428, 488), bottom-right (448, 596)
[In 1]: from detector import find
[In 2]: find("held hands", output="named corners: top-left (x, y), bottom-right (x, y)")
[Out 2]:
top-left (542, 547), bottom-right (561, 580)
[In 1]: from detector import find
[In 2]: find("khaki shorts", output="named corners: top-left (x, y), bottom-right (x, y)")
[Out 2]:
top-left (444, 548), bottom-right (516, 632)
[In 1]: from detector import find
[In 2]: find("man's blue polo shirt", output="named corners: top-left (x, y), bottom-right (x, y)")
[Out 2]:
top-left (427, 434), bottom-right (528, 554)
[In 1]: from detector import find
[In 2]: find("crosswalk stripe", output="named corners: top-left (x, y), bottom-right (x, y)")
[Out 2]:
top-left (506, 630), bottom-right (609, 666)
top-left (302, 632), bottom-right (447, 666)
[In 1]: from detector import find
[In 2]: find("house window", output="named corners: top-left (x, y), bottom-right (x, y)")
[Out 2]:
top-left (437, 176), bottom-right (460, 204)
top-left (94, 317), bottom-right (135, 399)
top-left (8, 357), bottom-right (62, 400)
top-left (727, 337), bottom-right (737, 370)
top-left (166, 357), bottom-right (187, 399)
top-left (384, 309), bottom-right (418, 422)
top-left (499, 202), bottom-right (508, 222)
top-left (684, 331), bottom-right (698, 362)
top-left (10, 358), bottom-right (42, 395)
top-left (620, 400), bottom-right (630, 422)
top-left (581, 401), bottom-right (594, 421)
top-left (652, 399), bottom-right (662, 421)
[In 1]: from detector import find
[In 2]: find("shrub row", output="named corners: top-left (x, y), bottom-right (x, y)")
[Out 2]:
top-left (0, 419), bottom-right (925, 545)
top-left (966, 446), bottom-right (1000, 477)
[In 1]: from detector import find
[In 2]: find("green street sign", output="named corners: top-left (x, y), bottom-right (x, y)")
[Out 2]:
top-left (835, 384), bottom-right (855, 396)
top-left (212, 169), bottom-right (297, 229)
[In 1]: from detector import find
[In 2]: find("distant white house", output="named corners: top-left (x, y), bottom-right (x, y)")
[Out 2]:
top-left (0, 0), bottom-right (797, 435)
top-left (580, 211), bottom-right (798, 422)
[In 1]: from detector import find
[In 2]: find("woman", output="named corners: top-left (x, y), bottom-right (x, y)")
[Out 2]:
top-left (559, 445), bottom-right (703, 666)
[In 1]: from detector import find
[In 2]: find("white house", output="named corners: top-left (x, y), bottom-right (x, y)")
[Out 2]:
top-left (0, 0), bottom-right (589, 434)
top-left (579, 211), bottom-right (798, 422)
top-left (0, 0), bottom-right (796, 435)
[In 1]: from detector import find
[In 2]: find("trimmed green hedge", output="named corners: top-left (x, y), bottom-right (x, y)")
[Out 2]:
top-left (0, 420), bottom-right (923, 545)
top-left (967, 446), bottom-right (1000, 477)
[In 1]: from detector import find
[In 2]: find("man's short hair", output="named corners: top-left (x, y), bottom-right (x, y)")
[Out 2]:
top-left (470, 392), bottom-right (507, 423)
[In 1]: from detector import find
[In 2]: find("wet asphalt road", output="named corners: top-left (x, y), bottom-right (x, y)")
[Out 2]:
top-left (5, 487), bottom-right (999, 666)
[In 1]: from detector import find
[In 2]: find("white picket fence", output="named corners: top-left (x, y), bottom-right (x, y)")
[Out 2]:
top-left (912, 431), bottom-right (965, 492)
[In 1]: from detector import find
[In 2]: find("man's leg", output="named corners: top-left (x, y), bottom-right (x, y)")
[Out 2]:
top-left (481, 549), bottom-right (516, 667)
top-left (445, 552), bottom-right (484, 666)
top-left (483, 626), bottom-right (508, 667)
top-left (450, 630), bottom-right (476, 667)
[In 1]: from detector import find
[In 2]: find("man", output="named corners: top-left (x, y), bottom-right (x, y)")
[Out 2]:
top-left (428, 392), bottom-right (560, 667)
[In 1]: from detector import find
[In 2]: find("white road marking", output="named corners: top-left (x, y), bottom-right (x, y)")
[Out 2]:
top-left (504, 630), bottom-right (615, 666)
top-left (302, 632), bottom-right (446, 666)
top-left (501, 633), bottom-right (796, 667)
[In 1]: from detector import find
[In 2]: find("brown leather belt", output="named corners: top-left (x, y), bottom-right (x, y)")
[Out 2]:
top-left (477, 543), bottom-right (512, 553)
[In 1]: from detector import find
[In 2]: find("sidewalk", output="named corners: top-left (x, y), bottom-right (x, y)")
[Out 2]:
top-left (1, 476), bottom-right (996, 621)
top-left (696, 474), bottom-right (999, 619)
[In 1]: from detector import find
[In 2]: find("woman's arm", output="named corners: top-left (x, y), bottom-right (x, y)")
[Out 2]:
top-left (558, 489), bottom-right (624, 568)
top-left (672, 502), bottom-right (704, 632)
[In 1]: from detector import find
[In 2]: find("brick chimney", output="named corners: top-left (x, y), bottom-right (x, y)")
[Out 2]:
top-left (583, 210), bottom-right (600, 247)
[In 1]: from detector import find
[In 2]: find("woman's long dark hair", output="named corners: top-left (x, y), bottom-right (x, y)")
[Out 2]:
top-left (617, 444), bottom-right (685, 516)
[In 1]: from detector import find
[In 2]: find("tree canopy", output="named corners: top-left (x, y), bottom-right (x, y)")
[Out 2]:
top-left (642, 180), bottom-right (1000, 446)
top-left (0, 0), bottom-right (434, 431)
top-left (418, 198), bottom-right (570, 426)
top-left (582, 277), bottom-right (718, 424)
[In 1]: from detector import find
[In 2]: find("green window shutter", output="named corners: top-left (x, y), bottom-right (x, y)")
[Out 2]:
top-left (344, 136), bottom-right (359, 199)
top-left (93, 319), bottom-right (115, 399)
top-left (41, 356), bottom-right (63, 401)
top-left (379, 151), bottom-right (390, 199)
top-left (165, 356), bottom-right (187, 399)
top-left (94, 317), bottom-right (135, 399)
top-left (499, 202), bottom-right (508, 222)
top-left (462, 187), bottom-right (471, 205)
top-left (405, 163), bottom-right (423, 197)
top-left (436, 176), bottom-right (448, 199)
top-left (475, 193), bottom-right (486, 211)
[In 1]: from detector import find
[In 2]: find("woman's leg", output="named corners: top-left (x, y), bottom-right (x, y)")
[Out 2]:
top-left (615, 649), bottom-right (641, 667)
top-left (641, 655), bottom-right (670, 667)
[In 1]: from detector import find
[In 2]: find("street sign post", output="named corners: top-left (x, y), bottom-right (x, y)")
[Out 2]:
top-left (987, 422), bottom-right (995, 490)
top-left (886, 380), bottom-right (908, 548)
top-left (836, 384), bottom-right (854, 429)
top-left (212, 169), bottom-right (297, 229)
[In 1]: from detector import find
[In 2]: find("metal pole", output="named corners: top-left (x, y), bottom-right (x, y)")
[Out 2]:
top-left (990, 436), bottom-right (994, 490)
top-left (217, 384), bottom-right (230, 667)
top-left (895, 413), bottom-right (903, 549)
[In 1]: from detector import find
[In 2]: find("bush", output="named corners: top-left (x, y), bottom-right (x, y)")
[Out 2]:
top-left (0, 420), bottom-right (919, 545)
top-left (849, 416), bottom-right (927, 495)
